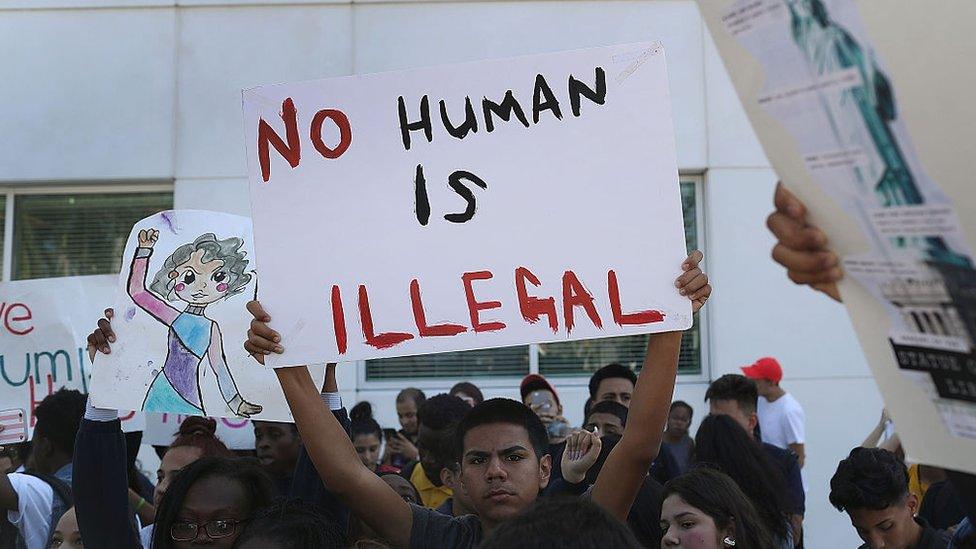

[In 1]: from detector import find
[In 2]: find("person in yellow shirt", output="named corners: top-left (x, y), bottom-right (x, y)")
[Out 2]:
top-left (403, 393), bottom-right (473, 509)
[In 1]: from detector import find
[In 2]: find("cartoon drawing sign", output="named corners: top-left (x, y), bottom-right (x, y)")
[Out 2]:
top-left (127, 227), bottom-right (261, 417)
top-left (90, 210), bottom-right (306, 421)
top-left (243, 41), bottom-right (692, 368)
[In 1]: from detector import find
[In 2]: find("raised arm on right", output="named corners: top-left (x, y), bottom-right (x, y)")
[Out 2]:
top-left (244, 301), bottom-right (414, 548)
top-left (127, 228), bottom-right (180, 325)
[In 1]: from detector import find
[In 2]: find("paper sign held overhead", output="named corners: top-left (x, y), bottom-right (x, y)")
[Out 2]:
top-left (244, 41), bottom-right (691, 368)
top-left (0, 275), bottom-right (143, 434)
top-left (89, 210), bottom-right (318, 422)
top-left (698, 0), bottom-right (976, 473)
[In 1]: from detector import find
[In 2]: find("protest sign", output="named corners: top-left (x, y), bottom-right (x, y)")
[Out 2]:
top-left (143, 413), bottom-right (255, 450)
top-left (698, 0), bottom-right (976, 473)
top-left (89, 210), bottom-right (315, 422)
top-left (0, 275), bottom-right (142, 433)
top-left (243, 41), bottom-right (691, 368)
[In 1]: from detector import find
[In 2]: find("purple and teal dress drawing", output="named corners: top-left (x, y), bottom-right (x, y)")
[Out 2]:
top-left (128, 228), bottom-right (262, 418)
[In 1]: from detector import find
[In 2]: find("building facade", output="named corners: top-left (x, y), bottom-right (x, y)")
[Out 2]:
top-left (1, 1), bottom-right (884, 546)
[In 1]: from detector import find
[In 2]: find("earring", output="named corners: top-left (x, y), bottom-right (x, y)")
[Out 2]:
top-left (723, 537), bottom-right (736, 547)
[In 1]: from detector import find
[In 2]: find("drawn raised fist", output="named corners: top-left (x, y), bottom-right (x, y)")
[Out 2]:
top-left (138, 228), bottom-right (159, 248)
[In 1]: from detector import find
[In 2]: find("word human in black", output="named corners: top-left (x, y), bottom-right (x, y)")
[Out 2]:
top-left (397, 67), bottom-right (607, 150)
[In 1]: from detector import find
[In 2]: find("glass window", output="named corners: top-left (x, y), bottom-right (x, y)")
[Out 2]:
top-left (12, 192), bottom-right (173, 280)
top-left (366, 346), bottom-right (529, 380)
top-left (538, 180), bottom-right (702, 377)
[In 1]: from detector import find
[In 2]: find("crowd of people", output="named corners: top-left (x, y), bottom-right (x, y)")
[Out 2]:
top-left (0, 189), bottom-right (973, 548)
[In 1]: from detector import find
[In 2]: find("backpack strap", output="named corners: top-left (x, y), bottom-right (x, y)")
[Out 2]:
top-left (23, 472), bottom-right (73, 509)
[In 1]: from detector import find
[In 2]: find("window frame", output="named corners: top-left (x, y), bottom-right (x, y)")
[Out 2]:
top-left (357, 174), bottom-right (710, 389)
top-left (0, 181), bottom-right (175, 282)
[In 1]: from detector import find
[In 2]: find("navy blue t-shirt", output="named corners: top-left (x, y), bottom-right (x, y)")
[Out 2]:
top-left (762, 442), bottom-right (805, 514)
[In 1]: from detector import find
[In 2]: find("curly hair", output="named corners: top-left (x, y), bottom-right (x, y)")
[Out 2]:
top-left (149, 233), bottom-right (252, 301)
top-left (418, 394), bottom-right (471, 431)
top-left (33, 389), bottom-right (87, 456)
top-left (830, 447), bottom-right (909, 512)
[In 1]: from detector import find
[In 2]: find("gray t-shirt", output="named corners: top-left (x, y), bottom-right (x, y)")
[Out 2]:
top-left (409, 503), bottom-right (482, 549)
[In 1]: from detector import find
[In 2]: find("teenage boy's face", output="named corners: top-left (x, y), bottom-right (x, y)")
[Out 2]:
top-left (847, 495), bottom-right (919, 549)
top-left (460, 423), bottom-right (551, 527)
top-left (253, 422), bottom-right (301, 477)
top-left (595, 378), bottom-right (634, 407)
top-left (583, 412), bottom-right (623, 437)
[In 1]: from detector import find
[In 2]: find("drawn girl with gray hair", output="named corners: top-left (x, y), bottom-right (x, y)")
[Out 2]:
top-left (128, 228), bottom-right (262, 417)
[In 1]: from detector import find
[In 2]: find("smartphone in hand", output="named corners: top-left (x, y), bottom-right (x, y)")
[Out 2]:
top-left (0, 409), bottom-right (27, 444)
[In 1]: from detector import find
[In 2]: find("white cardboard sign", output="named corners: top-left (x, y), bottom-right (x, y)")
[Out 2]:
top-left (244, 41), bottom-right (691, 368)
top-left (0, 275), bottom-right (143, 434)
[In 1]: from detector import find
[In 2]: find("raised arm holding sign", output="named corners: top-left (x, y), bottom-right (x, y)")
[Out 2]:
top-left (244, 252), bottom-right (709, 548)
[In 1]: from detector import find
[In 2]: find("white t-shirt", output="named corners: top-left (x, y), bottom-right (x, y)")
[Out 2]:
top-left (6, 473), bottom-right (55, 549)
top-left (758, 392), bottom-right (805, 449)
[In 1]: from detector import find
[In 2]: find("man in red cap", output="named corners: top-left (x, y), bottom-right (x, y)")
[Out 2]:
top-left (519, 374), bottom-right (570, 444)
top-left (742, 357), bottom-right (807, 468)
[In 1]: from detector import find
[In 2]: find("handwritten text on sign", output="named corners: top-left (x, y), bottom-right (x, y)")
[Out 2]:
top-left (244, 42), bottom-right (691, 366)
top-left (0, 276), bottom-right (140, 432)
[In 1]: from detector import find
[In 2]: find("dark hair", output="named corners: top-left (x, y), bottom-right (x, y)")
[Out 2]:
top-left (830, 447), bottom-right (910, 512)
top-left (428, 423), bottom-right (461, 478)
top-left (586, 400), bottom-right (629, 428)
top-left (664, 467), bottom-right (778, 548)
top-left (704, 374), bottom-right (758, 415)
top-left (168, 416), bottom-right (233, 458)
top-left (419, 394), bottom-right (471, 431)
top-left (670, 400), bottom-right (693, 419)
top-left (350, 401), bottom-right (382, 440)
top-left (396, 387), bottom-right (426, 408)
top-left (480, 497), bottom-right (642, 549)
top-left (151, 457), bottom-right (275, 549)
top-left (33, 389), bottom-right (86, 456)
top-left (693, 414), bottom-right (791, 541)
top-left (233, 499), bottom-right (347, 548)
top-left (588, 363), bottom-right (636, 400)
top-left (449, 382), bottom-right (484, 405)
top-left (454, 398), bottom-right (548, 461)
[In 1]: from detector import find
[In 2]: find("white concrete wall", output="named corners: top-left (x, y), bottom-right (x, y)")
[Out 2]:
top-left (0, 1), bottom-right (888, 546)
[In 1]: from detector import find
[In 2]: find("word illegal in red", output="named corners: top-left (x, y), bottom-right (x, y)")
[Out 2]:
top-left (329, 266), bottom-right (665, 354)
